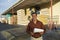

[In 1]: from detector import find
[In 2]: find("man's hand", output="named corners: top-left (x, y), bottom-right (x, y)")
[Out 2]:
top-left (39, 32), bottom-right (44, 35)
top-left (30, 32), bottom-right (34, 35)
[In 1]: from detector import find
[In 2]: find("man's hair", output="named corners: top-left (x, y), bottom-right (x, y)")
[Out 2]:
top-left (31, 12), bottom-right (37, 16)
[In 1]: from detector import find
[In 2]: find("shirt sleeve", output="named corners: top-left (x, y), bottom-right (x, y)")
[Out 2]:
top-left (26, 23), bottom-right (31, 34)
top-left (41, 22), bottom-right (46, 33)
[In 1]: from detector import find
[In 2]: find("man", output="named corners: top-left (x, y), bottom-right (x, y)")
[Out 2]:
top-left (26, 12), bottom-right (46, 40)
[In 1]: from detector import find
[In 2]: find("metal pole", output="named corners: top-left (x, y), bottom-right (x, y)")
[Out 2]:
top-left (50, 0), bottom-right (53, 20)
top-left (49, 0), bottom-right (53, 30)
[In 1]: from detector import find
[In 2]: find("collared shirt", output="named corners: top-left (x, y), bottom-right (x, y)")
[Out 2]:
top-left (26, 20), bottom-right (45, 38)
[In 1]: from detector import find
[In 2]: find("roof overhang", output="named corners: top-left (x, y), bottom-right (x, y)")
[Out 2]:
top-left (2, 0), bottom-right (50, 15)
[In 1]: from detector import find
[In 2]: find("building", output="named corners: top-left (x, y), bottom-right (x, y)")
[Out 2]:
top-left (2, 0), bottom-right (60, 26)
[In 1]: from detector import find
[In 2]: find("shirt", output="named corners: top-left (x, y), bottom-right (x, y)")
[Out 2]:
top-left (26, 20), bottom-right (45, 38)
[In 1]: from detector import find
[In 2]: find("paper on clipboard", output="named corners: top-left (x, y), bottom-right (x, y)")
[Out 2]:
top-left (34, 28), bottom-right (44, 33)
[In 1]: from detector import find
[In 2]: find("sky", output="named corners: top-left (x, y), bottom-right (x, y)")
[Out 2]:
top-left (0, 0), bottom-right (19, 15)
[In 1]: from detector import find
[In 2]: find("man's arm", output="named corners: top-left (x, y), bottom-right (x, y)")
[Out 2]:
top-left (42, 23), bottom-right (46, 33)
top-left (26, 24), bottom-right (30, 34)
top-left (39, 22), bottom-right (46, 35)
top-left (26, 23), bottom-right (34, 35)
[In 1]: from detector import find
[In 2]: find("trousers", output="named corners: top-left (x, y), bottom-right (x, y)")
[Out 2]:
top-left (31, 36), bottom-right (43, 40)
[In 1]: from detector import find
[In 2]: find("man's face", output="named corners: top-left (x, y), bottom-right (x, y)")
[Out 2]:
top-left (32, 14), bottom-right (37, 21)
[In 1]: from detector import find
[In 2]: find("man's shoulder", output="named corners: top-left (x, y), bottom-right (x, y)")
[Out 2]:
top-left (38, 20), bottom-right (42, 23)
top-left (28, 21), bottom-right (32, 25)
top-left (37, 20), bottom-right (43, 24)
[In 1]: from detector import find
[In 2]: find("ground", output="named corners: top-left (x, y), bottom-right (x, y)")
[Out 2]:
top-left (0, 23), bottom-right (60, 40)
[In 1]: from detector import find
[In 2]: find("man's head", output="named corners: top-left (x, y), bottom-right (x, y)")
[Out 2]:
top-left (31, 12), bottom-right (37, 21)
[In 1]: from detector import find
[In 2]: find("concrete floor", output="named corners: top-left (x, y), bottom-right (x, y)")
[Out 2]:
top-left (0, 23), bottom-right (60, 40)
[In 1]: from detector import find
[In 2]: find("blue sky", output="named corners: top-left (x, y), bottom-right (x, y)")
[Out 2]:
top-left (0, 0), bottom-right (19, 15)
